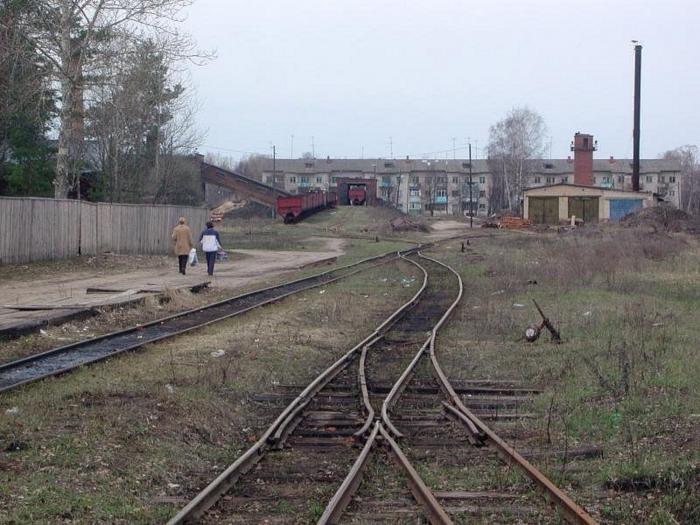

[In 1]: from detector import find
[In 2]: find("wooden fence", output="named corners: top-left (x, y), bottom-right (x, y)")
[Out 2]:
top-left (0, 197), bottom-right (209, 264)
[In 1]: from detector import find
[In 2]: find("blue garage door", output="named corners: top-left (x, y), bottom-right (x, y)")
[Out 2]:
top-left (609, 199), bottom-right (643, 221)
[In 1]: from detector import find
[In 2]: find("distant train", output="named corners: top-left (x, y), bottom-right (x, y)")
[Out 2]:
top-left (348, 186), bottom-right (366, 206)
top-left (277, 190), bottom-right (337, 223)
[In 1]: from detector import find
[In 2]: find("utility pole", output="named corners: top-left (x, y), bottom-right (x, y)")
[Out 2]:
top-left (469, 142), bottom-right (473, 228)
top-left (271, 144), bottom-right (276, 218)
top-left (389, 137), bottom-right (393, 158)
top-left (452, 137), bottom-right (456, 159)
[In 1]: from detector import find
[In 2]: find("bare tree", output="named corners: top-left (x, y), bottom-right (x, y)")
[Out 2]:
top-left (88, 37), bottom-right (202, 203)
top-left (487, 107), bottom-right (546, 214)
top-left (661, 145), bottom-right (700, 213)
top-left (14, 0), bottom-right (202, 198)
top-left (235, 154), bottom-right (269, 181)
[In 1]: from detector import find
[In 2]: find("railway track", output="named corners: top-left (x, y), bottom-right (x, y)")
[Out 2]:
top-left (168, 251), bottom-right (598, 524)
top-left (0, 250), bottom-right (413, 394)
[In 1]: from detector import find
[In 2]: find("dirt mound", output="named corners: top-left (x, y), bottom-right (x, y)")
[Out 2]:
top-left (221, 201), bottom-right (273, 221)
top-left (389, 215), bottom-right (431, 232)
top-left (621, 205), bottom-right (697, 233)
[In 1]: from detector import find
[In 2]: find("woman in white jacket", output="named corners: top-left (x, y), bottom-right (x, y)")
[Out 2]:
top-left (199, 221), bottom-right (223, 276)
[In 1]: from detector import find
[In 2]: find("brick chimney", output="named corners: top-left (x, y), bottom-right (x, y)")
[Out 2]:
top-left (570, 132), bottom-right (596, 186)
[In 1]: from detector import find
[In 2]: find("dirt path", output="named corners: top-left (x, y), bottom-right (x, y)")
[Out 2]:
top-left (0, 241), bottom-right (345, 336)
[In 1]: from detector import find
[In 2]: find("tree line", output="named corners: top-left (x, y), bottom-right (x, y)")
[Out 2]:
top-left (0, 0), bottom-right (209, 205)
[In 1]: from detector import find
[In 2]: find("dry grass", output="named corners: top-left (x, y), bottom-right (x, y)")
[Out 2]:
top-left (427, 228), bottom-right (700, 524)
top-left (0, 260), bottom-right (419, 524)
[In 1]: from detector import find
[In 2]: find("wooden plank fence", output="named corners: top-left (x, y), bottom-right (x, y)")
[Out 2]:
top-left (0, 197), bottom-right (209, 264)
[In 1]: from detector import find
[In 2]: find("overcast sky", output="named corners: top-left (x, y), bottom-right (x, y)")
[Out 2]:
top-left (182, 0), bottom-right (699, 162)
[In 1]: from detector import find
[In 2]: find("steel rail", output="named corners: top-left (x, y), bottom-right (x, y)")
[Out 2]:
top-left (317, 421), bottom-right (381, 525)
top-left (421, 253), bottom-right (598, 525)
top-left (0, 249), bottom-right (412, 394)
top-left (379, 424), bottom-right (454, 525)
top-left (352, 342), bottom-right (376, 437)
top-left (380, 252), bottom-right (466, 439)
top-left (268, 255), bottom-right (428, 444)
top-left (166, 255), bottom-right (430, 525)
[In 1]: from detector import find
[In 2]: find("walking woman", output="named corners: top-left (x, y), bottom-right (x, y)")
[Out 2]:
top-left (171, 217), bottom-right (194, 275)
top-left (199, 221), bottom-right (222, 276)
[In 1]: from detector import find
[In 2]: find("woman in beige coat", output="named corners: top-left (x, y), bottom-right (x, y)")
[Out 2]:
top-left (172, 217), bottom-right (194, 275)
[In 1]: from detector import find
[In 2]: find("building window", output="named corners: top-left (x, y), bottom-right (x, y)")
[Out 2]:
top-left (546, 176), bottom-right (555, 184)
top-left (452, 176), bottom-right (458, 184)
top-left (409, 189), bottom-right (420, 197)
top-left (301, 176), bottom-right (309, 183)
top-left (424, 204), bottom-right (430, 211)
top-left (646, 175), bottom-right (652, 183)
top-left (410, 176), bottom-right (419, 185)
top-left (331, 176), bottom-right (338, 183)
top-left (479, 176), bottom-right (486, 184)
top-left (561, 177), bottom-right (568, 183)
top-left (384, 162), bottom-right (394, 168)
top-left (670, 176), bottom-right (676, 183)
top-left (462, 162), bottom-right (471, 169)
top-left (436, 188), bottom-right (447, 197)
top-left (289, 176), bottom-right (296, 183)
top-left (544, 163), bottom-right (554, 169)
top-left (436, 176), bottom-right (446, 184)
top-left (316, 176), bottom-right (323, 183)
top-left (534, 176), bottom-right (541, 183)
top-left (451, 190), bottom-right (459, 197)
top-left (478, 203), bottom-right (485, 209)
top-left (305, 162), bottom-right (314, 168)
top-left (602, 176), bottom-right (611, 184)
top-left (670, 190), bottom-right (675, 196)
top-left (479, 190), bottom-right (485, 198)
top-left (659, 175), bottom-right (666, 183)
top-left (618, 175), bottom-right (624, 183)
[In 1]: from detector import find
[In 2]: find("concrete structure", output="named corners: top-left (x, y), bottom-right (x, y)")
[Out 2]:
top-left (200, 160), bottom-right (290, 208)
top-left (523, 184), bottom-right (654, 224)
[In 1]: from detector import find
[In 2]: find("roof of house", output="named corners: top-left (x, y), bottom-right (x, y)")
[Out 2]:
top-left (523, 182), bottom-right (653, 195)
top-left (260, 157), bottom-right (681, 175)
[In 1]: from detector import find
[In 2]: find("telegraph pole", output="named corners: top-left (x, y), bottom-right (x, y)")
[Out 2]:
top-left (469, 142), bottom-right (473, 228)
top-left (271, 144), bottom-right (276, 218)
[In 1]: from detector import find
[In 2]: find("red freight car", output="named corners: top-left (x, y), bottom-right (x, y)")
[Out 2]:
top-left (348, 186), bottom-right (366, 206)
top-left (277, 190), bottom-right (337, 223)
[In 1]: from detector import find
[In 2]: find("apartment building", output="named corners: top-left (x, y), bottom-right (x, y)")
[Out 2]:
top-left (259, 135), bottom-right (681, 216)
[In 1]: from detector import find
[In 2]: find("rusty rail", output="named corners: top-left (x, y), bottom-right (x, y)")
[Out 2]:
top-left (318, 422), bottom-right (381, 525)
top-left (379, 424), bottom-right (454, 525)
top-left (166, 254), bottom-right (429, 525)
top-left (421, 253), bottom-right (597, 525)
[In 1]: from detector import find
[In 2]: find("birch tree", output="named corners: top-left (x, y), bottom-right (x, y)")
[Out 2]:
top-left (661, 145), bottom-right (700, 213)
top-left (15, 0), bottom-right (198, 198)
top-left (487, 107), bottom-right (546, 214)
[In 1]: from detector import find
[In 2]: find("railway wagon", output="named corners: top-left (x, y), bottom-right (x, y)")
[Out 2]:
top-left (277, 190), bottom-right (337, 223)
top-left (348, 186), bottom-right (366, 206)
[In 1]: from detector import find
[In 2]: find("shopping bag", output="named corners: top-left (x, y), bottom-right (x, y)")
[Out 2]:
top-left (188, 248), bottom-right (198, 266)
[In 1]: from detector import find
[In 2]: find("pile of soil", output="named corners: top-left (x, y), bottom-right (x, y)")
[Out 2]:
top-left (389, 215), bottom-right (431, 232)
top-left (621, 205), bottom-right (698, 233)
top-left (222, 201), bottom-right (273, 221)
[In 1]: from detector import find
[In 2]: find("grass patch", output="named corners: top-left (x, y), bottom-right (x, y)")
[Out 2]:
top-left (426, 228), bottom-right (700, 523)
top-left (0, 260), bottom-right (419, 524)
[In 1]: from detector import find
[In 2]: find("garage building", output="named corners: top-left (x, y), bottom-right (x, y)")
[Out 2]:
top-left (524, 183), bottom-right (654, 225)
